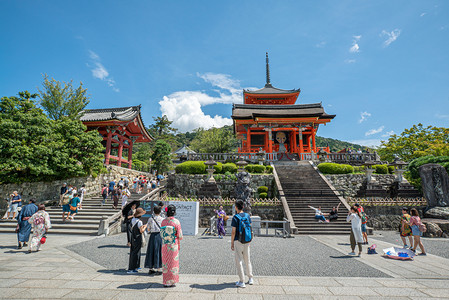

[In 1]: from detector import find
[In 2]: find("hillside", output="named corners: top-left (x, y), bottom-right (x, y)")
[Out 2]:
top-left (315, 136), bottom-right (368, 152)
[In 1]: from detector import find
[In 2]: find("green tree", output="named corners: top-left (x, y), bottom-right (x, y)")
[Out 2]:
top-left (378, 123), bottom-right (449, 162)
top-left (150, 140), bottom-right (172, 175)
top-left (148, 115), bottom-right (180, 151)
top-left (38, 74), bottom-right (90, 120)
top-left (190, 126), bottom-right (237, 153)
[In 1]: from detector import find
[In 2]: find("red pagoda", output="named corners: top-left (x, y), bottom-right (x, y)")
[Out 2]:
top-left (232, 53), bottom-right (335, 159)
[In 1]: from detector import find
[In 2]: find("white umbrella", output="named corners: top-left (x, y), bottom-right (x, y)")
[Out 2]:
top-left (383, 246), bottom-right (416, 260)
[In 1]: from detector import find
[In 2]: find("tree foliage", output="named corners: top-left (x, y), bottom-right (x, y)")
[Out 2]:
top-left (190, 126), bottom-right (237, 153)
top-left (0, 91), bottom-right (103, 184)
top-left (378, 123), bottom-right (449, 162)
top-left (150, 140), bottom-right (172, 175)
top-left (38, 74), bottom-right (90, 120)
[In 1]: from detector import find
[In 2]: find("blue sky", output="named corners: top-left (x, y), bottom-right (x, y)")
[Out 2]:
top-left (1, 1), bottom-right (448, 146)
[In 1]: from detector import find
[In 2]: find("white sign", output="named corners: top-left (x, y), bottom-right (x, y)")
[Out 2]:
top-left (167, 201), bottom-right (199, 236)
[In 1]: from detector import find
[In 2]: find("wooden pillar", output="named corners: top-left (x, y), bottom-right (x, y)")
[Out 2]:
top-left (268, 128), bottom-right (273, 153)
top-left (312, 127), bottom-right (317, 152)
top-left (104, 131), bottom-right (113, 165)
top-left (117, 136), bottom-right (123, 167)
top-left (299, 129), bottom-right (304, 153)
top-left (128, 139), bottom-right (133, 169)
top-left (247, 128), bottom-right (251, 152)
top-left (292, 130), bottom-right (297, 153)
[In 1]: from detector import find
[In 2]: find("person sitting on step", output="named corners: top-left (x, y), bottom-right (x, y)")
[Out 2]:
top-left (308, 205), bottom-right (329, 223)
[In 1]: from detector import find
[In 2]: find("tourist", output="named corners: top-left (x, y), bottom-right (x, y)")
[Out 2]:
top-left (133, 176), bottom-right (138, 191)
top-left (308, 205), bottom-right (328, 223)
top-left (151, 178), bottom-right (157, 190)
top-left (127, 207), bottom-right (147, 273)
top-left (79, 184), bottom-right (86, 210)
top-left (123, 202), bottom-right (137, 246)
top-left (355, 203), bottom-right (368, 244)
top-left (329, 202), bottom-right (341, 222)
top-left (59, 183), bottom-right (68, 206)
top-left (101, 184), bottom-right (108, 205)
top-left (146, 178), bottom-right (152, 193)
top-left (346, 205), bottom-right (363, 256)
top-left (407, 208), bottom-right (427, 255)
top-left (61, 191), bottom-right (72, 221)
top-left (231, 200), bottom-right (254, 288)
top-left (112, 186), bottom-right (121, 209)
top-left (66, 193), bottom-right (81, 221)
top-left (160, 204), bottom-right (183, 287)
top-left (140, 176), bottom-right (146, 194)
top-left (158, 201), bottom-right (166, 218)
top-left (400, 207), bottom-right (413, 248)
top-left (215, 205), bottom-right (227, 238)
top-left (7, 191), bottom-right (22, 220)
top-left (16, 199), bottom-right (38, 249)
top-left (121, 186), bottom-right (131, 208)
top-left (28, 204), bottom-right (51, 253)
top-left (108, 180), bottom-right (116, 201)
top-left (118, 177), bottom-right (125, 189)
top-left (124, 176), bottom-right (130, 188)
top-left (145, 205), bottom-right (163, 275)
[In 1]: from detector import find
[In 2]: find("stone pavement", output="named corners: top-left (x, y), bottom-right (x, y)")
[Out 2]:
top-left (1, 233), bottom-right (449, 299)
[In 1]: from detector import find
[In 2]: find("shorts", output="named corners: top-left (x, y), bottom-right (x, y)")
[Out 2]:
top-left (411, 225), bottom-right (422, 237)
top-left (361, 223), bottom-right (367, 233)
top-left (62, 204), bottom-right (71, 213)
top-left (400, 230), bottom-right (412, 237)
top-left (7, 203), bottom-right (19, 213)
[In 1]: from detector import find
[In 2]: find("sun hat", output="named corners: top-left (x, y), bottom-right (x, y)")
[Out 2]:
top-left (134, 207), bottom-right (146, 218)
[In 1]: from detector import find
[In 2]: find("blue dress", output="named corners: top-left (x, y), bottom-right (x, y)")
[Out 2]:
top-left (16, 203), bottom-right (38, 242)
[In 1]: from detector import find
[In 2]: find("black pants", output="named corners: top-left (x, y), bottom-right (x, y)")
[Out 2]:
top-left (126, 222), bottom-right (132, 244)
top-left (129, 229), bottom-right (142, 270)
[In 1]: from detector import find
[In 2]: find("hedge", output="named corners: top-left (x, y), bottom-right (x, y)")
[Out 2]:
top-left (373, 164), bottom-right (389, 174)
top-left (265, 165), bottom-right (273, 173)
top-left (258, 192), bottom-right (268, 199)
top-left (213, 162), bottom-right (223, 174)
top-left (222, 163), bottom-right (237, 174)
top-left (175, 161), bottom-right (206, 174)
top-left (317, 163), bottom-right (354, 174)
top-left (408, 155), bottom-right (449, 179)
top-left (257, 186), bottom-right (268, 193)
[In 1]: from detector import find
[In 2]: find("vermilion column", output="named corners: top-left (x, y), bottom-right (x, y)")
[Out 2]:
top-left (117, 136), bottom-right (123, 167)
top-left (128, 140), bottom-right (133, 169)
top-left (299, 130), bottom-right (304, 153)
top-left (268, 128), bottom-right (273, 153)
top-left (292, 130), bottom-right (297, 153)
top-left (312, 128), bottom-right (317, 152)
top-left (104, 131), bottom-right (113, 165)
top-left (247, 128), bottom-right (251, 152)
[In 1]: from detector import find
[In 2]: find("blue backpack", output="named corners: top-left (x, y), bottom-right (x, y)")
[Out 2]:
top-left (236, 213), bottom-right (253, 244)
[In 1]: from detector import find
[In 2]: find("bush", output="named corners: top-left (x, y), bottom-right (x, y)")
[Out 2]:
top-left (388, 165), bottom-right (395, 174)
top-left (224, 171), bottom-right (232, 176)
top-left (317, 163), bottom-right (354, 174)
top-left (244, 165), bottom-right (254, 173)
top-left (265, 165), bottom-right (273, 173)
top-left (257, 186), bottom-right (268, 194)
top-left (253, 165), bottom-right (266, 173)
top-left (222, 163), bottom-right (237, 174)
top-left (213, 162), bottom-right (223, 174)
top-left (175, 161), bottom-right (206, 174)
top-left (259, 192), bottom-right (268, 199)
top-left (408, 155), bottom-right (449, 179)
top-left (353, 166), bottom-right (365, 173)
top-left (373, 164), bottom-right (389, 174)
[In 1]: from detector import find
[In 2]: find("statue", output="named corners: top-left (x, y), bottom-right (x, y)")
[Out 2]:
top-left (276, 131), bottom-right (291, 160)
top-left (235, 171), bottom-right (253, 214)
top-left (419, 163), bottom-right (449, 208)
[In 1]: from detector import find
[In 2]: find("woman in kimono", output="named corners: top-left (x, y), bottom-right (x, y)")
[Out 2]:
top-left (28, 204), bottom-right (51, 253)
top-left (346, 205), bottom-right (363, 256)
top-left (214, 205), bottom-right (227, 238)
top-left (16, 199), bottom-right (38, 249)
top-left (127, 208), bottom-right (147, 273)
top-left (160, 205), bottom-right (183, 287)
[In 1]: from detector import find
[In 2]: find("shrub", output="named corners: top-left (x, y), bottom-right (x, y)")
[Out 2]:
top-left (259, 192), bottom-right (268, 199)
top-left (253, 165), bottom-right (266, 173)
top-left (257, 186), bottom-right (268, 194)
top-left (222, 163), bottom-right (237, 174)
top-left (224, 171), bottom-right (232, 176)
top-left (244, 165), bottom-right (254, 173)
top-left (408, 155), bottom-right (449, 179)
top-left (388, 165), bottom-right (395, 174)
top-left (213, 162), bottom-right (223, 174)
top-left (175, 161), bottom-right (206, 174)
top-left (317, 163), bottom-right (354, 174)
top-left (265, 165), bottom-right (273, 173)
top-left (353, 166), bottom-right (365, 173)
top-left (373, 164), bottom-right (389, 174)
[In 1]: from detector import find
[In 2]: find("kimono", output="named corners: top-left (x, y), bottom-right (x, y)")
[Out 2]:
top-left (16, 203), bottom-right (38, 243)
top-left (161, 217), bottom-right (183, 286)
top-left (28, 210), bottom-right (51, 251)
top-left (216, 209), bottom-right (227, 236)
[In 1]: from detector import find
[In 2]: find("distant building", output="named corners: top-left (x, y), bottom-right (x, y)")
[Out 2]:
top-left (174, 145), bottom-right (196, 161)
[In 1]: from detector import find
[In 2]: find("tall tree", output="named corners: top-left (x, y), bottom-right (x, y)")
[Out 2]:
top-left (378, 123), bottom-right (449, 162)
top-left (148, 115), bottom-right (179, 151)
top-left (38, 74), bottom-right (90, 120)
top-left (150, 140), bottom-right (172, 175)
top-left (190, 126), bottom-right (237, 153)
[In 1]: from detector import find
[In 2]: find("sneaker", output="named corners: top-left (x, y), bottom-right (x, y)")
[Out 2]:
top-left (348, 252), bottom-right (356, 256)
top-left (127, 270), bottom-right (138, 274)
top-left (148, 270), bottom-right (156, 274)
top-left (248, 278), bottom-right (254, 285)
top-left (403, 244), bottom-right (409, 248)
top-left (419, 253), bottom-right (427, 256)
top-left (235, 281), bottom-right (246, 288)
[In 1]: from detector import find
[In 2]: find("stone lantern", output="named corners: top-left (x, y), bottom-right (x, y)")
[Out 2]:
top-left (256, 147), bottom-right (266, 165)
top-left (204, 157), bottom-right (217, 183)
top-left (363, 160), bottom-right (378, 184)
top-left (389, 158), bottom-right (408, 183)
top-left (317, 148), bottom-right (328, 163)
top-left (236, 159), bottom-right (248, 173)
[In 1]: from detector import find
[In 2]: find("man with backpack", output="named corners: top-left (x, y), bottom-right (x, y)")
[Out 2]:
top-left (231, 200), bottom-right (254, 288)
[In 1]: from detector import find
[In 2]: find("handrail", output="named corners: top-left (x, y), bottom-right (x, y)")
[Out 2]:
top-left (271, 163), bottom-right (297, 233)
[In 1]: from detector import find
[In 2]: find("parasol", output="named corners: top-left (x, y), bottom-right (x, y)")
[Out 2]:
top-left (122, 200), bottom-right (140, 218)
top-left (383, 246), bottom-right (416, 260)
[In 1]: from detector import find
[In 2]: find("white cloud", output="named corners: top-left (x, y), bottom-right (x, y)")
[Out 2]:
top-left (159, 73), bottom-right (243, 132)
top-left (381, 29), bottom-right (401, 47)
top-left (316, 41), bottom-right (326, 48)
top-left (88, 50), bottom-right (119, 92)
top-left (382, 130), bottom-right (395, 137)
top-left (349, 35), bottom-right (361, 53)
top-left (350, 139), bottom-right (381, 147)
top-left (358, 111), bottom-right (371, 123)
top-left (345, 59), bottom-right (356, 64)
top-left (436, 113), bottom-right (449, 120)
top-left (365, 126), bottom-right (385, 136)
top-left (420, 12), bottom-right (427, 17)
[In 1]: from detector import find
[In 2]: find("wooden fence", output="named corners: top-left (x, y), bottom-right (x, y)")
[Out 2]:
top-left (165, 196), bottom-right (281, 206)
top-left (346, 197), bottom-right (427, 207)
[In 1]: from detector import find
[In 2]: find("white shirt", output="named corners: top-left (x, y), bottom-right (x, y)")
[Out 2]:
top-left (346, 213), bottom-right (362, 231)
top-left (131, 217), bottom-right (143, 228)
top-left (309, 206), bottom-right (323, 216)
top-left (147, 215), bottom-right (164, 233)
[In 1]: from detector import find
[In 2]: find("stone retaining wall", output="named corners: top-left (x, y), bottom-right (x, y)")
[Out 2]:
top-left (325, 174), bottom-right (396, 197)
top-left (0, 165), bottom-right (150, 212)
top-left (167, 174), bottom-right (276, 198)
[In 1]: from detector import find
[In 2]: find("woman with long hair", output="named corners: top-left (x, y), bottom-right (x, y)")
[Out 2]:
top-left (346, 205), bottom-right (363, 256)
top-left (160, 205), bottom-right (183, 287)
top-left (407, 208), bottom-right (427, 255)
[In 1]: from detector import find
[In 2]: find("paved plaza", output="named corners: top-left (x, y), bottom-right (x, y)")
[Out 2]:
top-left (1, 231), bottom-right (449, 299)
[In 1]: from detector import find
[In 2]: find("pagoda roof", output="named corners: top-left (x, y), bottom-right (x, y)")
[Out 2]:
top-left (243, 84), bottom-right (300, 95)
top-left (80, 105), bottom-right (153, 142)
top-left (174, 145), bottom-right (196, 155)
top-left (232, 103), bottom-right (335, 120)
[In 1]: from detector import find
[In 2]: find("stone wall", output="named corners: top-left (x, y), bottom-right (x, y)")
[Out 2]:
top-left (325, 174), bottom-right (396, 197)
top-left (0, 165), bottom-right (150, 212)
top-left (166, 174), bottom-right (276, 198)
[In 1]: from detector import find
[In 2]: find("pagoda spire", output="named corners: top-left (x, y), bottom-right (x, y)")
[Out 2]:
top-left (265, 52), bottom-right (272, 87)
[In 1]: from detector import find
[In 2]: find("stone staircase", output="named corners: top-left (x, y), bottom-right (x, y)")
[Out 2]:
top-left (0, 192), bottom-right (143, 235)
top-left (275, 162), bottom-right (351, 235)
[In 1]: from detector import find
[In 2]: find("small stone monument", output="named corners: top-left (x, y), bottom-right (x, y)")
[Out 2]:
top-left (420, 163), bottom-right (449, 208)
top-left (235, 160), bottom-right (253, 214)
top-left (197, 157), bottom-right (221, 200)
